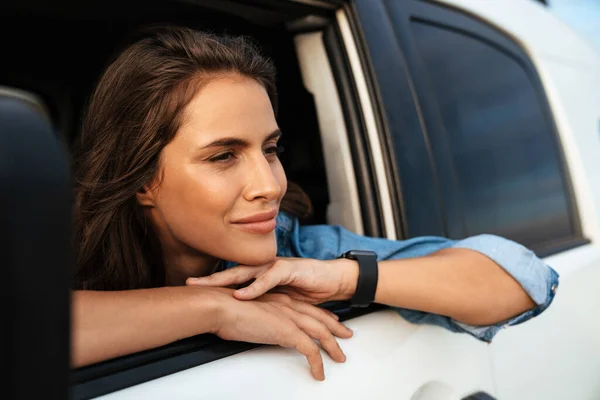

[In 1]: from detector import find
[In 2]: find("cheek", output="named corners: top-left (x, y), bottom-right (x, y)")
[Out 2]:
top-left (156, 164), bottom-right (235, 226)
top-left (274, 161), bottom-right (288, 201)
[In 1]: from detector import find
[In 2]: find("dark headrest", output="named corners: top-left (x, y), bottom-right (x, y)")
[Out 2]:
top-left (0, 92), bottom-right (71, 400)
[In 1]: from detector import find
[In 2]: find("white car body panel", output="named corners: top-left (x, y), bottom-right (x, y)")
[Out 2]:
top-left (99, 311), bottom-right (494, 400)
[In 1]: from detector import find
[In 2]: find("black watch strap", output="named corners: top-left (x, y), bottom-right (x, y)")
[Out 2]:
top-left (338, 250), bottom-right (378, 308)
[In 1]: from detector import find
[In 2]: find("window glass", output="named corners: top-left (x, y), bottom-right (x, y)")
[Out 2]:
top-left (410, 20), bottom-right (573, 246)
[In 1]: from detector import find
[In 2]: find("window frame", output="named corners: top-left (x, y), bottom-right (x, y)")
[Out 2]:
top-left (354, 0), bottom-right (448, 239)
top-left (322, 19), bottom-right (386, 238)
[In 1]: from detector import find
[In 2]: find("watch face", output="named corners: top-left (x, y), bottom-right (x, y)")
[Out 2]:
top-left (346, 250), bottom-right (377, 257)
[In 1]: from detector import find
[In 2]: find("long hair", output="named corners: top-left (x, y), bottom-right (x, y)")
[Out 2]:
top-left (73, 26), bottom-right (290, 290)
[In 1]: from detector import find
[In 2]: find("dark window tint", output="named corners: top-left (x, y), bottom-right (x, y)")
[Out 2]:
top-left (411, 21), bottom-right (573, 247)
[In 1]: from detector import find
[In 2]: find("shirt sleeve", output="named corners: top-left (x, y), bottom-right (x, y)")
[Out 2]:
top-left (274, 212), bottom-right (559, 342)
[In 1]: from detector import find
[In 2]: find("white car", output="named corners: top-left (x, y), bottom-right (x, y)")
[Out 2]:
top-left (2, 0), bottom-right (599, 399)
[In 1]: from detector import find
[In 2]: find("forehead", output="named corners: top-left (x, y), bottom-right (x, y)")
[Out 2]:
top-left (179, 75), bottom-right (277, 144)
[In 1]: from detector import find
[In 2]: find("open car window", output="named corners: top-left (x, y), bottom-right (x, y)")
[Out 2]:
top-left (0, 0), bottom-right (393, 398)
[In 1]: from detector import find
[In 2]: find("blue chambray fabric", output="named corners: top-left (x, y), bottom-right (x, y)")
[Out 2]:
top-left (228, 211), bottom-right (559, 342)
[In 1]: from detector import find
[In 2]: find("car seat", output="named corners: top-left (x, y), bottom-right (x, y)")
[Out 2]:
top-left (0, 90), bottom-right (71, 399)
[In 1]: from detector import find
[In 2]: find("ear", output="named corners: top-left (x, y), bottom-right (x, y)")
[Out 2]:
top-left (136, 184), bottom-right (156, 207)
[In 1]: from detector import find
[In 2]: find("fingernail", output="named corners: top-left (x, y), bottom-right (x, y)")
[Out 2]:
top-left (236, 288), bottom-right (246, 295)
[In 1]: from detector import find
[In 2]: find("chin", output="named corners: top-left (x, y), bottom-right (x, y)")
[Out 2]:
top-left (214, 230), bottom-right (278, 266)
top-left (233, 238), bottom-right (278, 266)
top-left (237, 249), bottom-right (277, 266)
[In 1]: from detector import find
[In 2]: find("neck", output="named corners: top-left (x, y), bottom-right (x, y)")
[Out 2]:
top-left (144, 207), bottom-right (219, 286)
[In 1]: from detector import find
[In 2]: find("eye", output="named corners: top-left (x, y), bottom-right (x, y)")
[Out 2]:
top-left (208, 151), bottom-right (236, 163)
top-left (264, 145), bottom-right (284, 157)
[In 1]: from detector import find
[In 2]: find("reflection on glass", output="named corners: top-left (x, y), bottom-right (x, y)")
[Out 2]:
top-left (411, 21), bottom-right (572, 246)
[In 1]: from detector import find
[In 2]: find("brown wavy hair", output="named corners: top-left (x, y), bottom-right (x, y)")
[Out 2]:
top-left (73, 25), bottom-right (310, 291)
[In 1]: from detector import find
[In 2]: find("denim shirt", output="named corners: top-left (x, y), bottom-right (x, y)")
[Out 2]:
top-left (266, 211), bottom-right (559, 343)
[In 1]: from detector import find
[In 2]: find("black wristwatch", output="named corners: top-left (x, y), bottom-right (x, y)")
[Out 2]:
top-left (338, 250), bottom-right (378, 308)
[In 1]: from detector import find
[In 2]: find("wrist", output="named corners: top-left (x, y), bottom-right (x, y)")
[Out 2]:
top-left (189, 287), bottom-right (229, 334)
top-left (329, 258), bottom-right (359, 301)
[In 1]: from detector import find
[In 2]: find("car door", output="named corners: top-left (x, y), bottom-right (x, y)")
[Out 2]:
top-left (428, 1), bottom-right (600, 399)
top-left (355, 0), bottom-right (600, 399)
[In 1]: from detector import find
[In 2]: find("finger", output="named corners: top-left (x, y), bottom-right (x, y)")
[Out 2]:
top-left (270, 287), bottom-right (322, 305)
top-left (288, 300), bottom-right (352, 339)
top-left (186, 266), bottom-right (262, 287)
top-left (260, 303), bottom-right (325, 381)
top-left (322, 309), bottom-right (340, 321)
top-left (289, 330), bottom-right (326, 381)
top-left (285, 309), bottom-right (346, 364)
top-left (234, 268), bottom-right (290, 300)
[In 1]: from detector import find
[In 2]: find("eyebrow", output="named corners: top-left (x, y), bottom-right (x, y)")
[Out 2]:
top-left (201, 129), bottom-right (282, 149)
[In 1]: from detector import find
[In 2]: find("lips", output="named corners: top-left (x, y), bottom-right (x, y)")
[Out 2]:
top-left (231, 209), bottom-right (278, 234)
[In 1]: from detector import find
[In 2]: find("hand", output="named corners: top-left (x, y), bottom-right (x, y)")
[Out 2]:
top-left (187, 257), bottom-right (359, 304)
top-left (206, 287), bottom-right (353, 381)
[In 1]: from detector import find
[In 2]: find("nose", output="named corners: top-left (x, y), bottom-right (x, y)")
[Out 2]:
top-left (242, 154), bottom-right (282, 202)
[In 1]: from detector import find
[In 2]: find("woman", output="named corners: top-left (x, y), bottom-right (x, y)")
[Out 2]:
top-left (73, 25), bottom-right (558, 381)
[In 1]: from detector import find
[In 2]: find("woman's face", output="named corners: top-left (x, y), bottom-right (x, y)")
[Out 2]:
top-left (139, 74), bottom-right (287, 276)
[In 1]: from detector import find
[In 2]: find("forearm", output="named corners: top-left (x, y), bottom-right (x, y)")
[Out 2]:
top-left (339, 248), bottom-right (535, 325)
top-left (72, 286), bottom-right (218, 368)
